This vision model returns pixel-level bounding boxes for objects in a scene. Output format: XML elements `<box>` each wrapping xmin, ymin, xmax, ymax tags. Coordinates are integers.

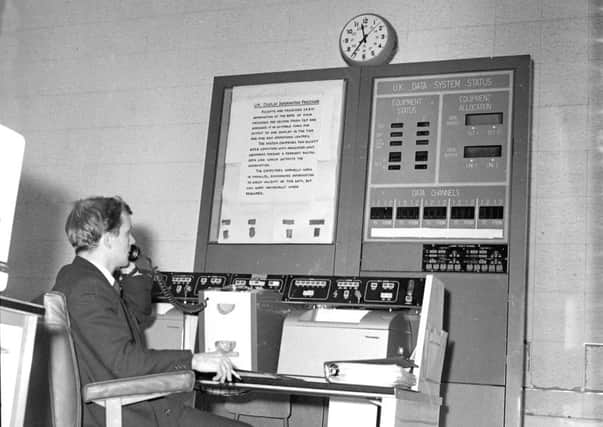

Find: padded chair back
<box><xmin>44</xmin><ymin>291</ymin><xmax>82</xmax><ymax>427</ymax></box>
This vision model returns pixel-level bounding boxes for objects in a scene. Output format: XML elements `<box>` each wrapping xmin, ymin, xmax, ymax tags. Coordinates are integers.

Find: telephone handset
<box><xmin>127</xmin><ymin>244</ymin><xmax>207</xmax><ymax>314</ymax></box>
<box><xmin>128</xmin><ymin>244</ymin><xmax>141</xmax><ymax>262</ymax></box>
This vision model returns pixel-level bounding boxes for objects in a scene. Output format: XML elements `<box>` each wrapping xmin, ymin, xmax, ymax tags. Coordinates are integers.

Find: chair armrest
<box><xmin>83</xmin><ymin>370</ymin><xmax>195</xmax><ymax>403</ymax></box>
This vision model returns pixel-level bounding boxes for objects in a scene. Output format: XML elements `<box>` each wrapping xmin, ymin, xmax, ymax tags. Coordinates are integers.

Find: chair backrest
<box><xmin>44</xmin><ymin>291</ymin><xmax>82</xmax><ymax>427</ymax></box>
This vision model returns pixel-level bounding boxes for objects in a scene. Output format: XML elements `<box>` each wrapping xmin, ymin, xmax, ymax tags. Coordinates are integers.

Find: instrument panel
<box><xmin>283</xmin><ymin>276</ymin><xmax>423</xmax><ymax>308</ymax></box>
<box><xmin>365</xmin><ymin>71</ymin><xmax>512</xmax><ymax>243</ymax></box>
<box><xmin>152</xmin><ymin>272</ymin><xmax>424</xmax><ymax>309</ymax></box>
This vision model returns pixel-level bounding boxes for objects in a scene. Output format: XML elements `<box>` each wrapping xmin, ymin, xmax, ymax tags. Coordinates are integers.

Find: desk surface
<box><xmin>0</xmin><ymin>296</ymin><xmax>44</xmax><ymax>315</ymax></box>
<box><xmin>195</xmin><ymin>371</ymin><xmax>426</xmax><ymax>401</ymax></box>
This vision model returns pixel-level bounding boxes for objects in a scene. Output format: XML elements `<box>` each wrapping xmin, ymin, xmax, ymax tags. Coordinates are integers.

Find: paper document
<box><xmin>217</xmin><ymin>80</ymin><xmax>345</xmax><ymax>244</ymax></box>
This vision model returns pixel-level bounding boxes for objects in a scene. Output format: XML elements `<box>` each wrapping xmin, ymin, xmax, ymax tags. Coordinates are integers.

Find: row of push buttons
<box><xmin>467</xmin><ymin>264</ymin><xmax>504</xmax><ymax>272</ymax></box>
<box><xmin>425</xmin><ymin>263</ymin><xmax>462</xmax><ymax>272</ymax></box>
<box><xmin>425</xmin><ymin>262</ymin><xmax>505</xmax><ymax>272</ymax></box>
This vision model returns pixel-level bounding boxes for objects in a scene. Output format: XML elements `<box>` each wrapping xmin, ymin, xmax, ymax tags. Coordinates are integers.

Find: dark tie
<box><xmin>113</xmin><ymin>280</ymin><xmax>122</xmax><ymax>297</ymax></box>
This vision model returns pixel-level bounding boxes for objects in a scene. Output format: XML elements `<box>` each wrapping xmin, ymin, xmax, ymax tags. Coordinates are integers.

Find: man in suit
<box><xmin>53</xmin><ymin>196</ymin><xmax>249</xmax><ymax>427</ymax></box>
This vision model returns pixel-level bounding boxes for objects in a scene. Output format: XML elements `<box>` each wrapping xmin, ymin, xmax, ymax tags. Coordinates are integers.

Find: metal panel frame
<box><xmin>194</xmin><ymin>67</ymin><xmax>362</xmax><ymax>275</ymax></box>
<box><xmin>194</xmin><ymin>55</ymin><xmax>532</xmax><ymax>427</ymax></box>
<box><xmin>356</xmin><ymin>56</ymin><xmax>532</xmax><ymax>427</ymax></box>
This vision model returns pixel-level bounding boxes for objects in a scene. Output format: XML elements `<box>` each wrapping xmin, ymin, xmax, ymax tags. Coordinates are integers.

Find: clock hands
<box><xmin>351</xmin><ymin>24</ymin><xmax>367</xmax><ymax>57</ymax></box>
<box><xmin>362</xmin><ymin>22</ymin><xmax>384</xmax><ymax>49</ymax></box>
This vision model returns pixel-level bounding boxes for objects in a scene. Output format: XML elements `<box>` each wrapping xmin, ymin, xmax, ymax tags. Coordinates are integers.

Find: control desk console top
<box><xmin>151</xmin><ymin>271</ymin><xmax>425</xmax><ymax>310</ymax></box>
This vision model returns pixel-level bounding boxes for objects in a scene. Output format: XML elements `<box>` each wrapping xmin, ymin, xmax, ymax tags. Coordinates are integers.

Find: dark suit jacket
<box><xmin>53</xmin><ymin>256</ymin><xmax>193</xmax><ymax>427</ymax></box>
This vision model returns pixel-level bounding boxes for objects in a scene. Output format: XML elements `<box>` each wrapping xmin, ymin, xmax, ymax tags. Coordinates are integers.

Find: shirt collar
<box><xmin>86</xmin><ymin>258</ymin><xmax>117</xmax><ymax>287</ymax></box>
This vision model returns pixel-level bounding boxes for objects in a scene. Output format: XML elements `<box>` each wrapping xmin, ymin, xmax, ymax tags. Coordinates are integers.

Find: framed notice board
<box><xmin>195</xmin><ymin>67</ymin><xmax>362</xmax><ymax>275</ymax></box>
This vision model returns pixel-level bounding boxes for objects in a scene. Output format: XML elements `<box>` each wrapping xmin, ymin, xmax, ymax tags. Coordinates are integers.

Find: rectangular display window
<box><xmin>465</xmin><ymin>112</ymin><xmax>503</xmax><ymax>126</ymax></box>
<box><xmin>463</xmin><ymin>145</ymin><xmax>502</xmax><ymax>158</ymax></box>
<box><xmin>210</xmin><ymin>80</ymin><xmax>346</xmax><ymax>244</ymax></box>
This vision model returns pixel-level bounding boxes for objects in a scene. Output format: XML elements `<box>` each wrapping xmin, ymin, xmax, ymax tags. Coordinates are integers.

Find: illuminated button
<box><xmin>415</xmin><ymin>151</ymin><xmax>428</xmax><ymax>162</ymax></box>
<box><xmin>423</xmin><ymin>206</ymin><xmax>447</xmax><ymax>220</ymax></box>
<box><xmin>370</xmin><ymin>207</ymin><xmax>393</xmax><ymax>220</ymax></box>
<box><xmin>389</xmin><ymin>152</ymin><xmax>402</xmax><ymax>162</ymax></box>
<box><xmin>451</xmin><ymin>206</ymin><xmax>475</xmax><ymax>220</ymax></box>
<box><xmin>479</xmin><ymin>206</ymin><xmax>504</xmax><ymax>220</ymax></box>
<box><xmin>396</xmin><ymin>206</ymin><xmax>420</xmax><ymax>220</ymax></box>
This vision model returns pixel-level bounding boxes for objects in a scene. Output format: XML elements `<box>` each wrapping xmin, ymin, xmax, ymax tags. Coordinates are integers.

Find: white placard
<box><xmin>1</xmin><ymin>323</ymin><xmax>23</xmax><ymax>426</ymax></box>
<box><xmin>218</xmin><ymin>80</ymin><xmax>345</xmax><ymax>244</ymax></box>
<box><xmin>0</xmin><ymin>125</ymin><xmax>25</xmax><ymax>292</ymax></box>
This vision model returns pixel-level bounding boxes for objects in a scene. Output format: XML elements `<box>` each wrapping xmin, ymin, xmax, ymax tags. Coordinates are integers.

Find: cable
<box><xmin>144</xmin><ymin>256</ymin><xmax>207</xmax><ymax>315</ymax></box>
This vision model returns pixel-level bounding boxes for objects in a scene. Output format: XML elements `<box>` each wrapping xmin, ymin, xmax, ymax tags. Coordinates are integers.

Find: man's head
<box><xmin>65</xmin><ymin>196</ymin><xmax>135</xmax><ymax>270</ymax></box>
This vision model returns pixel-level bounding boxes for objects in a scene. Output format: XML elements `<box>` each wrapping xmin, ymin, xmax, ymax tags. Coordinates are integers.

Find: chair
<box><xmin>44</xmin><ymin>291</ymin><xmax>195</xmax><ymax>427</ymax></box>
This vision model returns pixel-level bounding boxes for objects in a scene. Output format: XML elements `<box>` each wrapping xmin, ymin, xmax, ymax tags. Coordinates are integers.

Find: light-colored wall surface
<box><xmin>1</xmin><ymin>0</ymin><xmax>602</xmax><ymax>424</ymax></box>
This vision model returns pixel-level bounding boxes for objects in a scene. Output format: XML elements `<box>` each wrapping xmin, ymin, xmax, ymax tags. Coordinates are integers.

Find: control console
<box><xmin>152</xmin><ymin>272</ymin><xmax>424</xmax><ymax>309</ymax></box>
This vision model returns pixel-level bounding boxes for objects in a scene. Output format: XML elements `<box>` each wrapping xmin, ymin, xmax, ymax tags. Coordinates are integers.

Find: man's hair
<box><xmin>65</xmin><ymin>196</ymin><xmax>132</xmax><ymax>253</ymax></box>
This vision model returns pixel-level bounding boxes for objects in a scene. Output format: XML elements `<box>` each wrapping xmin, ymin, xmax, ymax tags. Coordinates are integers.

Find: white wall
<box><xmin>1</xmin><ymin>0</ymin><xmax>602</xmax><ymax>424</ymax></box>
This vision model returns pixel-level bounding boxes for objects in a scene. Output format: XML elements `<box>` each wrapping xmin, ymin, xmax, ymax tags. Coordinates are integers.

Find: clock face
<box><xmin>339</xmin><ymin>14</ymin><xmax>397</xmax><ymax>66</ymax></box>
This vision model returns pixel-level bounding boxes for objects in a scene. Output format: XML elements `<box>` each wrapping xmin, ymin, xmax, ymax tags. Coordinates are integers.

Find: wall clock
<box><xmin>339</xmin><ymin>13</ymin><xmax>398</xmax><ymax>66</ymax></box>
